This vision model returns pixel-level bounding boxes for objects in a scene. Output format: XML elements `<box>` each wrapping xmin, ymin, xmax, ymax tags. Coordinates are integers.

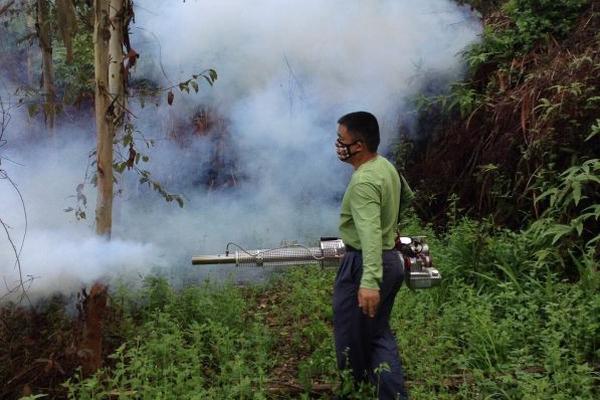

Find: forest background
<box><xmin>0</xmin><ymin>0</ymin><xmax>598</xmax><ymax>399</ymax></box>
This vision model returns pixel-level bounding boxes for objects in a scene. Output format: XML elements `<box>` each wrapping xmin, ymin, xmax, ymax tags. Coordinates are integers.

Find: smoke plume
<box><xmin>0</xmin><ymin>0</ymin><xmax>481</xmax><ymax>298</ymax></box>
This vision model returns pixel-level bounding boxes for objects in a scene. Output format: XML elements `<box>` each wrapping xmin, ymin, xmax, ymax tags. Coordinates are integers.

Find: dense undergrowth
<box><xmin>8</xmin><ymin>212</ymin><xmax>591</xmax><ymax>400</ymax></box>
<box><xmin>43</xmin><ymin>155</ymin><xmax>599</xmax><ymax>398</ymax></box>
<box><xmin>403</xmin><ymin>0</ymin><xmax>600</xmax><ymax>230</ymax></box>
<box><xmin>3</xmin><ymin>156</ymin><xmax>598</xmax><ymax>398</ymax></box>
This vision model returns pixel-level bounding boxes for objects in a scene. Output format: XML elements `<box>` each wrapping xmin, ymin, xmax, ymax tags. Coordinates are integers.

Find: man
<box><xmin>333</xmin><ymin>111</ymin><xmax>412</xmax><ymax>400</ymax></box>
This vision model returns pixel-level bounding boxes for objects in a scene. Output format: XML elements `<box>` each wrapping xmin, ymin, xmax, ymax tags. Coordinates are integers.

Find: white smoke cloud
<box><xmin>0</xmin><ymin>0</ymin><xmax>480</xmax><ymax>299</ymax></box>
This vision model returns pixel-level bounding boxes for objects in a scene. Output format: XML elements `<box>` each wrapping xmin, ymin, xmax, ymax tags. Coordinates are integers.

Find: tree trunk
<box><xmin>109</xmin><ymin>0</ymin><xmax>125</xmax><ymax>125</ymax></box>
<box><xmin>26</xmin><ymin>6</ymin><xmax>36</xmax><ymax>86</ymax></box>
<box><xmin>94</xmin><ymin>0</ymin><xmax>112</xmax><ymax>238</ymax></box>
<box><xmin>94</xmin><ymin>0</ymin><xmax>127</xmax><ymax>238</ymax></box>
<box><xmin>56</xmin><ymin>0</ymin><xmax>78</xmax><ymax>64</ymax></box>
<box><xmin>78</xmin><ymin>283</ymin><xmax>108</xmax><ymax>376</ymax></box>
<box><xmin>36</xmin><ymin>0</ymin><xmax>55</xmax><ymax>131</ymax></box>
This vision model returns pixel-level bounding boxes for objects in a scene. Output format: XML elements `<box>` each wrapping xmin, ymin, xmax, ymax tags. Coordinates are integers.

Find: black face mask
<box><xmin>335</xmin><ymin>138</ymin><xmax>361</xmax><ymax>161</ymax></box>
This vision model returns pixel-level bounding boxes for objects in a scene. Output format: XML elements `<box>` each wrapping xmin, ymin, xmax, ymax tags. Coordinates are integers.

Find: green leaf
<box><xmin>583</xmin><ymin>204</ymin><xmax>600</xmax><ymax>219</ymax></box>
<box><xmin>19</xmin><ymin>394</ymin><xmax>48</xmax><ymax>399</ymax></box>
<box><xmin>478</xmin><ymin>164</ymin><xmax>499</xmax><ymax>174</ymax></box>
<box><xmin>575</xmin><ymin>222</ymin><xmax>584</xmax><ymax>236</ymax></box>
<box><xmin>114</xmin><ymin>162</ymin><xmax>126</xmax><ymax>173</ymax></box>
<box><xmin>190</xmin><ymin>80</ymin><xmax>199</xmax><ymax>93</ymax></box>
<box><xmin>203</xmin><ymin>75</ymin><xmax>214</xmax><ymax>86</ymax></box>
<box><xmin>586</xmin><ymin>119</ymin><xmax>600</xmax><ymax>141</ymax></box>
<box><xmin>572</xmin><ymin>219</ymin><xmax>584</xmax><ymax>236</ymax></box>
<box><xmin>549</xmin><ymin>224</ymin><xmax>572</xmax><ymax>245</ymax></box>
<box><xmin>572</xmin><ymin>182</ymin><xmax>582</xmax><ymax>206</ymax></box>
<box><xmin>587</xmin><ymin>235</ymin><xmax>600</xmax><ymax>246</ymax></box>
<box><xmin>535</xmin><ymin>187</ymin><xmax>557</xmax><ymax>204</ymax></box>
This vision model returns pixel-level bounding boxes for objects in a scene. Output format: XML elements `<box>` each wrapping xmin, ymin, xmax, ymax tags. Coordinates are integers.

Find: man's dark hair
<box><xmin>337</xmin><ymin>111</ymin><xmax>380</xmax><ymax>152</ymax></box>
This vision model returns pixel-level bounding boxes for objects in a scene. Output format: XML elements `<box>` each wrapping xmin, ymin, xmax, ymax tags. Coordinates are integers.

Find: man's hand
<box><xmin>357</xmin><ymin>287</ymin><xmax>380</xmax><ymax>318</ymax></box>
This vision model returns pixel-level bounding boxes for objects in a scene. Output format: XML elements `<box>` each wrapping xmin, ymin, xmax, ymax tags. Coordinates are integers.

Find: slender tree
<box><xmin>36</xmin><ymin>0</ymin><xmax>56</xmax><ymax>130</ymax></box>
<box><xmin>108</xmin><ymin>0</ymin><xmax>125</xmax><ymax>123</ymax></box>
<box><xmin>26</xmin><ymin>18</ymin><xmax>35</xmax><ymax>85</ymax></box>
<box><xmin>93</xmin><ymin>0</ymin><xmax>112</xmax><ymax>237</ymax></box>
<box><xmin>94</xmin><ymin>0</ymin><xmax>127</xmax><ymax>238</ymax></box>
<box><xmin>56</xmin><ymin>0</ymin><xmax>77</xmax><ymax>64</ymax></box>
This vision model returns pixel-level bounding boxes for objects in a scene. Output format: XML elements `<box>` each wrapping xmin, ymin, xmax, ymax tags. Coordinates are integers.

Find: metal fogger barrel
<box><xmin>191</xmin><ymin>236</ymin><xmax>441</xmax><ymax>289</ymax></box>
<box><xmin>191</xmin><ymin>237</ymin><xmax>346</xmax><ymax>268</ymax></box>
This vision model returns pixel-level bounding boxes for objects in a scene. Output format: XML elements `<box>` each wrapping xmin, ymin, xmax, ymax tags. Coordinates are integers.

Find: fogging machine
<box><xmin>191</xmin><ymin>236</ymin><xmax>441</xmax><ymax>289</ymax></box>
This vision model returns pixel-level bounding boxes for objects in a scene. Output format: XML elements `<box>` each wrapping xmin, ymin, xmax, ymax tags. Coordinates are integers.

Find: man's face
<box><xmin>336</xmin><ymin>124</ymin><xmax>363</xmax><ymax>162</ymax></box>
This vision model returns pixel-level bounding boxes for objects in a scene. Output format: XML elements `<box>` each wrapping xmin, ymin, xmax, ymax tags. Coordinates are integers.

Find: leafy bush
<box><xmin>467</xmin><ymin>0</ymin><xmax>590</xmax><ymax>70</ymax></box>
<box><xmin>53</xmin><ymin>32</ymin><xmax>95</xmax><ymax>106</ymax></box>
<box><xmin>64</xmin><ymin>278</ymin><xmax>272</xmax><ymax>399</ymax></box>
<box><xmin>393</xmin><ymin>215</ymin><xmax>599</xmax><ymax>399</ymax></box>
<box><xmin>60</xmin><ymin>211</ymin><xmax>599</xmax><ymax>399</ymax></box>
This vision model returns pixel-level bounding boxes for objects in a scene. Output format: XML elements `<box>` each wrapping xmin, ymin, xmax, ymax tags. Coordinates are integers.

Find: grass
<box><xmin>55</xmin><ymin>217</ymin><xmax>599</xmax><ymax>399</ymax></box>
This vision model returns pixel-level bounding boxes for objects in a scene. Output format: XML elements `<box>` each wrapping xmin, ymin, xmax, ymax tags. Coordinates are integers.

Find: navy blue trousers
<box><xmin>333</xmin><ymin>250</ymin><xmax>408</xmax><ymax>400</ymax></box>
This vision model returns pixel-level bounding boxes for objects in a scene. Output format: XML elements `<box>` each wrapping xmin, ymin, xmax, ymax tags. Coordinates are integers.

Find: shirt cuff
<box><xmin>359</xmin><ymin>278</ymin><xmax>380</xmax><ymax>290</ymax></box>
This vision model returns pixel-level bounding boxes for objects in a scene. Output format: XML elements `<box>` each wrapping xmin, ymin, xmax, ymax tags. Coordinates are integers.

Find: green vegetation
<box><xmin>3</xmin><ymin>1</ymin><xmax>598</xmax><ymax>399</ymax></box>
<box><xmin>53</xmin><ymin>31</ymin><xmax>95</xmax><ymax>107</ymax></box>
<box><xmin>467</xmin><ymin>0</ymin><xmax>589</xmax><ymax>69</ymax></box>
<box><xmin>61</xmin><ymin>280</ymin><xmax>273</xmax><ymax>399</ymax></box>
<box><xmin>53</xmin><ymin>209</ymin><xmax>597</xmax><ymax>399</ymax></box>
<box><xmin>405</xmin><ymin>0</ymin><xmax>600</xmax><ymax>231</ymax></box>
<box><xmin>58</xmin><ymin>152</ymin><xmax>599</xmax><ymax>398</ymax></box>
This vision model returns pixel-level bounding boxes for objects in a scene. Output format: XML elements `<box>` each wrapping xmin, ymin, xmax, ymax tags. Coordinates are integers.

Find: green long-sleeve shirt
<box><xmin>339</xmin><ymin>155</ymin><xmax>413</xmax><ymax>289</ymax></box>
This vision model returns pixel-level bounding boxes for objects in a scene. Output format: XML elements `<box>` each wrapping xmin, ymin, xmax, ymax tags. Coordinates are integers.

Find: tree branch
<box><xmin>0</xmin><ymin>91</ymin><xmax>31</xmax><ymax>306</ymax></box>
<box><xmin>0</xmin><ymin>1</ymin><xmax>16</xmax><ymax>18</ymax></box>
